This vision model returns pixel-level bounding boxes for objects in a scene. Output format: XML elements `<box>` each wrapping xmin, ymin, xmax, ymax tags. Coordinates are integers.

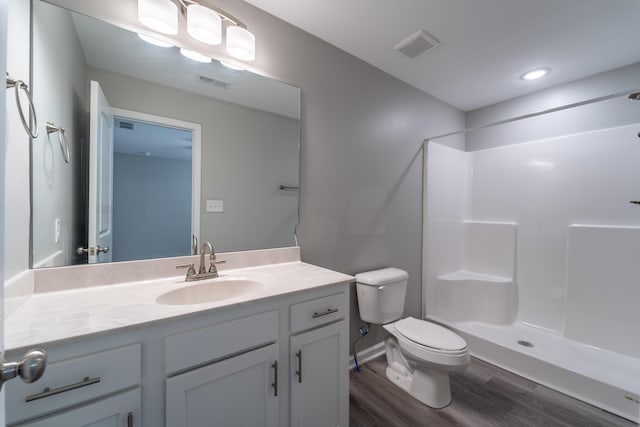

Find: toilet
<box><xmin>355</xmin><ymin>267</ymin><xmax>470</xmax><ymax>408</ymax></box>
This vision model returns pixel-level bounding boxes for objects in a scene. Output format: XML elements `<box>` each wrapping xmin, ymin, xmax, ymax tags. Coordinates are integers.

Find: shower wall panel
<box><xmin>470</xmin><ymin>123</ymin><xmax>640</xmax><ymax>333</ymax></box>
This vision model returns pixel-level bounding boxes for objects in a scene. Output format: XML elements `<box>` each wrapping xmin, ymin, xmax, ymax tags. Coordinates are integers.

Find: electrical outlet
<box><xmin>206</xmin><ymin>200</ymin><xmax>224</xmax><ymax>213</ymax></box>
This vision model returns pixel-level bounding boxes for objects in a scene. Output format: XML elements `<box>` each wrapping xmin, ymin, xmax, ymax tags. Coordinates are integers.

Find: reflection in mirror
<box><xmin>31</xmin><ymin>0</ymin><xmax>300</xmax><ymax>268</ymax></box>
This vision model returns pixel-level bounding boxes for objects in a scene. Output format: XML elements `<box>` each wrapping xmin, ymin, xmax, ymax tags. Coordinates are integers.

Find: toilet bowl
<box><xmin>355</xmin><ymin>268</ymin><xmax>470</xmax><ymax>408</ymax></box>
<box><xmin>383</xmin><ymin>316</ymin><xmax>469</xmax><ymax>408</ymax></box>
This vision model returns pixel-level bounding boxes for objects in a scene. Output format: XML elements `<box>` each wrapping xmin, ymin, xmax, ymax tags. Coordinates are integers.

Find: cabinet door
<box><xmin>166</xmin><ymin>343</ymin><xmax>279</xmax><ymax>427</ymax></box>
<box><xmin>290</xmin><ymin>321</ymin><xmax>348</xmax><ymax>427</ymax></box>
<box><xmin>15</xmin><ymin>388</ymin><xmax>141</xmax><ymax>427</ymax></box>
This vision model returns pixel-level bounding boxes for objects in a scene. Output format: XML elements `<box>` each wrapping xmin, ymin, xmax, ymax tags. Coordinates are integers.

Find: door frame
<box><xmin>110</xmin><ymin>108</ymin><xmax>202</xmax><ymax>254</ymax></box>
<box><xmin>0</xmin><ymin>0</ymin><xmax>8</xmax><ymax>421</ymax></box>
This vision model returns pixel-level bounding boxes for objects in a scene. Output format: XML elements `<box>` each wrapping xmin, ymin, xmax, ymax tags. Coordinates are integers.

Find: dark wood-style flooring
<box><xmin>350</xmin><ymin>356</ymin><xmax>637</xmax><ymax>427</ymax></box>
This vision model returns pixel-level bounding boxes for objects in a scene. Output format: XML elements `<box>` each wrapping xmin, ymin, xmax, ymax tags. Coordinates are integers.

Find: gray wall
<box><xmin>112</xmin><ymin>154</ymin><xmax>191</xmax><ymax>261</ymax></box>
<box><xmin>31</xmin><ymin>1</ymin><xmax>86</xmax><ymax>267</ymax></box>
<box><xmin>87</xmin><ymin>67</ymin><xmax>300</xmax><ymax>253</ymax></box>
<box><xmin>224</xmin><ymin>0</ymin><xmax>466</xmax><ymax>347</ymax></box>
<box><xmin>4</xmin><ymin>0</ymin><xmax>31</xmax><ymax>280</ymax></box>
<box><xmin>33</xmin><ymin>0</ymin><xmax>466</xmax><ymax>349</ymax></box>
<box><xmin>466</xmin><ymin>62</ymin><xmax>640</xmax><ymax>151</ymax></box>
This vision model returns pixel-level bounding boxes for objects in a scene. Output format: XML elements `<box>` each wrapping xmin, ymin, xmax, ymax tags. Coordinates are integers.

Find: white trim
<box><xmin>110</xmin><ymin>107</ymin><xmax>201</xmax><ymax>255</ymax></box>
<box><xmin>349</xmin><ymin>341</ymin><xmax>386</xmax><ymax>370</ymax></box>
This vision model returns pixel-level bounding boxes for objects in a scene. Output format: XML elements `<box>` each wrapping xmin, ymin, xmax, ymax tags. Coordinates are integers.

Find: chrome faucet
<box><xmin>199</xmin><ymin>241</ymin><xmax>216</xmax><ymax>276</ymax></box>
<box><xmin>176</xmin><ymin>241</ymin><xmax>225</xmax><ymax>281</ymax></box>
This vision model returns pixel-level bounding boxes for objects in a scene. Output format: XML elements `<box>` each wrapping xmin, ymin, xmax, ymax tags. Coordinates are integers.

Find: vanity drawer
<box><xmin>290</xmin><ymin>292</ymin><xmax>346</xmax><ymax>334</ymax></box>
<box><xmin>165</xmin><ymin>310</ymin><xmax>279</xmax><ymax>375</ymax></box>
<box><xmin>6</xmin><ymin>343</ymin><xmax>141</xmax><ymax>425</ymax></box>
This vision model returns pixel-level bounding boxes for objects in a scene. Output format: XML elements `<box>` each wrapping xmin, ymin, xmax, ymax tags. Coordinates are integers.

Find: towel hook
<box><xmin>45</xmin><ymin>122</ymin><xmax>70</xmax><ymax>164</ymax></box>
<box><xmin>6</xmin><ymin>73</ymin><xmax>38</xmax><ymax>138</ymax></box>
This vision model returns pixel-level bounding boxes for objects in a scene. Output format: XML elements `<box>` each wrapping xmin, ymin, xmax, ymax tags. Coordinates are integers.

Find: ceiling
<box><xmin>114</xmin><ymin>118</ymin><xmax>193</xmax><ymax>161</ymax></box>
<box><xmin>244</xmin><ymin>0</ymin><xmax>640</xmax><ymax>111</ymax></box>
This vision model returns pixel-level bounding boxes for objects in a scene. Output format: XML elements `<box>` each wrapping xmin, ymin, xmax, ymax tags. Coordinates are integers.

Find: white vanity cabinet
<box><xmin>166</xmin><ymin>344</ymin><xmax>280</xmax><ymax>426</ymax></box>
<box><xmin>7</xmin><ymin>275</ymin><xmax>351</xmax><ymax>427</ymax></box>
<box><xmin>6</xmin><ymin>343</ymin><xmax>142</xmax><ymax>426</ymax></box>
<box><xmin>163</xmin><ymin>310</ymin><xmax>281</xmax><ymax>427</ymax></box>
<box><xmin>290</xmin><ymin>293</ymin><xmax>349</xmax><ymax>427</ymax></box>
<box><xmin>15</xmin><ymin>388</ymin><xmax>141</xmax><ymax>427</ymax></box>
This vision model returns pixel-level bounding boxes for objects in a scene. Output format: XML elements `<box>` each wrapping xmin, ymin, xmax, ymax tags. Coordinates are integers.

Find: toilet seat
<box><xmin>394</xmin><ymin>317</ymin><xmax>467</xmax><ymax>354</ymax></box>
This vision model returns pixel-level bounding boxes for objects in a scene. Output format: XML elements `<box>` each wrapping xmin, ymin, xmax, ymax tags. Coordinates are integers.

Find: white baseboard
<box><xmin>349</xmin><ymin>341</ymin><xmax>385</xmax><ymax>370</ymax></box>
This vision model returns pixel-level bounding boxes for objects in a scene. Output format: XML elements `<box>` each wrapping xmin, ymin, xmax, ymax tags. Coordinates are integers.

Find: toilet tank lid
<box><xmin>355</xmin><ymin>268</ymin><xmax>408</xmax><ymax>286</ymax></box>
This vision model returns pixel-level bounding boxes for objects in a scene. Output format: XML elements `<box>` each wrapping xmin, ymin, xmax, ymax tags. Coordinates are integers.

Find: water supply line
<box><xmin>352</xmin><ymin>324</ymin><xmax>369</xmax><ymax>373</ymax></box>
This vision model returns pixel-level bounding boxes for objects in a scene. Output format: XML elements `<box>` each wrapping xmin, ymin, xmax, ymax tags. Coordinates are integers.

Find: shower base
<box><xmin>428</xmin><ymin>316</ymin><xmax>640</xmax><ymax>423</ymax></box>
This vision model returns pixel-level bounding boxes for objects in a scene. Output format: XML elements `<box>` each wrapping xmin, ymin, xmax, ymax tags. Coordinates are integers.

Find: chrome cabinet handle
<box><xmin>296</xmin><ymin>350</ymin><xmax>302</xmax><ymax>383</ymax></box>
<box><xmin>0</xmin><ymin>349</ymin><xmax>46</xmax><ymax>391</ymax></box>
<box><xmin>127</xmin><ymin>411</ymin><xmax>133</xmax><ymax>427</ymax></box>
<box><xmin>25</xmin><ymin>376</ymin><xmax>100</xmax><ymax>402</ymax></box>
<box><xmin>312</xmin><ymin>308</ymin><xmax>338</xmax><ymax>319</ymax></box>
<box><xmin>271</xmin><ymin>361</ymin><xmax>278</xmax><ymax>397</ymax></box>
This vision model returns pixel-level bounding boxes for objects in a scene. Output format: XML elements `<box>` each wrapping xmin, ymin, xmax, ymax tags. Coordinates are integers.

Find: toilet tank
<box><xmin>355</xmin><ymin>268</ymin><xmax>409</xmax><ymax>324</ymax></box>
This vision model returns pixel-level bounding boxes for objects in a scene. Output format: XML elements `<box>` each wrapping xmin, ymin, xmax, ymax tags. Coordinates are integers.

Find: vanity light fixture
<box><xmin>180</xmin><ymin>48</ymin><xmax>212</xmax><ymax>63</ymax></box>
<box><xmin>186</xmin><ymin>3</ymin><xmax>222</xmax><ymax>45</ymax></box>
<box><xmin>521</xmin><ymin>68</ymin><xmax>549</xmax><ymax>81</ymax></box>
<box><xmin>226</xmin><ymin>26</ymin><xmax>255</xmax><ymax>61</ymax></box>
<box><xmin>138</xmin><ymin>0</ymin><xmax>256</xmax><ymax>61</ymax></box>
<box><xmin>138</xmin><ymin>0</ymin><xmax>178</xmax><ymax>35</ymax></box>
<box><xmin>138</xmin><ymin>33</ymin><xmax>173</xmax><ymax>47</ymax></box>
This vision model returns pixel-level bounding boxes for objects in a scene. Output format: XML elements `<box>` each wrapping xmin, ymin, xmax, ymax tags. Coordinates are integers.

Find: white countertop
<box><xmin>5</xmin><ymin>261</ymin><xmax>353</xmax><ymax>351</ymax></box>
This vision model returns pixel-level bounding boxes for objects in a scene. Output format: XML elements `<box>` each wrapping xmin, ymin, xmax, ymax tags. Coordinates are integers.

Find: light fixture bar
<box><xmin>178</xmin><ymin>0</ymin><xmax>246</xmax><ymax>28</ymax></box>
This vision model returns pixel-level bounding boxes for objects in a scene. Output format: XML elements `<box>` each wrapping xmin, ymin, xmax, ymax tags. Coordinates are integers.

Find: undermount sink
<box><xmin>156</xmin><ymin>278</ymin><xmax>264</xmax><ymax>305</ymax></box>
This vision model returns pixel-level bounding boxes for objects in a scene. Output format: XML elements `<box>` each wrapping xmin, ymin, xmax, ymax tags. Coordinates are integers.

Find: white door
<box><xmin>88</xmin><ymin>81</ymin><xmax>114</xmax><ymax>263</ymax></box>
<box><xmin>0</xmin><ymin>0</ymin><xmax>8</xmax><ymax>421</ymax></box>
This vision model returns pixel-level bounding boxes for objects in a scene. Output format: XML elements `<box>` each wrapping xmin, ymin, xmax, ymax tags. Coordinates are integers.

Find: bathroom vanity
<box><xmin>5</xmin><ymin>248</ymin><xmax>351</xmax><ymax>426</ymax></box>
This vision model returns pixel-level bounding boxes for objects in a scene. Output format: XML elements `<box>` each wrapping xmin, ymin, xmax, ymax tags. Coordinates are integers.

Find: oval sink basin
<box><xmin>156</xmin><ymin>278</ymin><xmax>263</xmax><ymax>305</ymax></box>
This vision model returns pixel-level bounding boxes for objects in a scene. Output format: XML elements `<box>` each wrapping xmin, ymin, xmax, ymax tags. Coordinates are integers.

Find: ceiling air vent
<box><xmin>118</xmin><ymin>120</ymin><xmax>134</xmax><ymax>130</ymax></box>
<box><xmin>394</xmin><ymin>30</ymin><xmax>440</xmax><ymax>58</ymax></box>
<box><xmin>197</xmin><ymin>74</ymin><xmax>232</xmax><ymax>90</ymax></box>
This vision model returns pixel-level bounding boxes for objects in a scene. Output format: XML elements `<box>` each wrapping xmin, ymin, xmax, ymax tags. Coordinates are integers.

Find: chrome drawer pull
<box><xmin>25</xmin><ymin>376</ymin><xmax>101</xmax><ymax>402</ymax></box>
<box><xmin>271</xmin><ymin>361</ymin><xmax>278</xmax><ymax>397</ymax></box>
<box><xmin>296</xmin><ymin>350</ymin><xmax>302</xmax><ymax>383</ymax></box>
<box><xmin>312</xmin><ymin>308</ymin><xmax>338</xmax><ymax>319</ymax></box>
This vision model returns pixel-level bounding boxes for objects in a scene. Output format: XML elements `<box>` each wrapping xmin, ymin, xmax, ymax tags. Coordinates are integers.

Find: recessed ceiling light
<box><xmin>137</xmin><ymin>33</ymin><xmax>173</xmax><ymax>48</ymax></box>
<box><xmin>180</xmin><ymin>48</ymin><xmax>212</xmax><ymax>63</ymax></box>
<box><xmin>521</xmin><ymin>68</ymin><xmax>550</xmax><ymax>81</ymax></box>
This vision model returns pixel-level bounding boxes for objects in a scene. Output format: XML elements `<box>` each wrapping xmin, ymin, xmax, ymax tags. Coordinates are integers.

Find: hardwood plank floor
<box><xmin>349</xmin><ymin>356</ymin><xmax>637</xmax><ymax>427</ymax></box>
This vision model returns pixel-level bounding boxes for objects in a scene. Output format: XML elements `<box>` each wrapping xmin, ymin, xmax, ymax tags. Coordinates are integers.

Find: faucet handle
<box><xmin>208</xmin><ymin>259</ymin><xmax>226</xmax><ymax>272</ymax></box>
<box><xmin>176</xmin><ymin>263</ymin><xmax>197</xmax><ymax>278</ymax></box>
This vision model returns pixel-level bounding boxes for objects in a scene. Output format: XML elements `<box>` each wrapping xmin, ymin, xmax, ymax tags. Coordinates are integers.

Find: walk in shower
<box><xmin>423</xmin><ymin>81</ymin><xmax>640</xmax><ymax>423</ymax></box>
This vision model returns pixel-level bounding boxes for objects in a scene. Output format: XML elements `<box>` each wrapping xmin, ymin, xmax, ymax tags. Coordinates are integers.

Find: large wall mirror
<box><xmin>31</xmin><ymin>0</ymin><xmax>300</xmax><ymax>268</ymax></box>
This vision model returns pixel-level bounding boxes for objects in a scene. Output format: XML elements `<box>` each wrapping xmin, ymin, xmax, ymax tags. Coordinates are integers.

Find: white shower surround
<box><xmin>423</xmin><ymin>124</ymin><xmax>640</xmax><ymax>422</ymax></box>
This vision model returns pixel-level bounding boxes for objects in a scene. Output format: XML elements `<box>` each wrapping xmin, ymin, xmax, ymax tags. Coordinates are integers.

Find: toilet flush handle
<box><xmin>377</xmin><ymin>286</ymin><xmax>385</xmax><ymax>290</ymax></box>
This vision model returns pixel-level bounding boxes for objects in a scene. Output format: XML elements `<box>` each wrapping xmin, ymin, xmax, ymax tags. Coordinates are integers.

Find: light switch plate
<box><xmin>206</xmin><ymin>200</ymin><xmax>224</xmax><ymax>213</ymax></box>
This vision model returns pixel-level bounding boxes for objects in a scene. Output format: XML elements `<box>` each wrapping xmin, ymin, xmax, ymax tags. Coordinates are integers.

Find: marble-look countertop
<box><xmin>5</xmin><ymin>261</ymin><xmax>354</xmax><ymax>351</ymax></box>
